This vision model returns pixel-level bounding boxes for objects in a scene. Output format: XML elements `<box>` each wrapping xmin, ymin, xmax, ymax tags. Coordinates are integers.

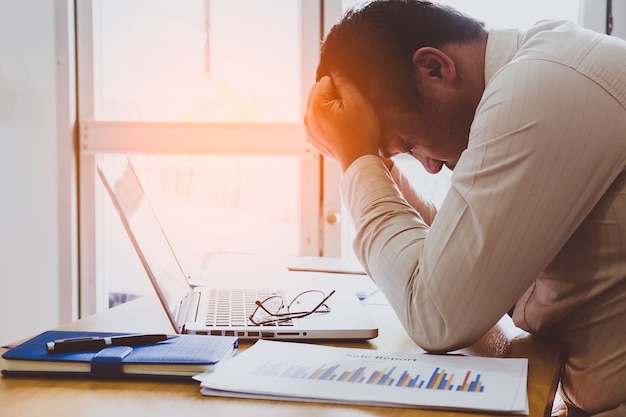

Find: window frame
<box><xmin>76</xmin><ymin>0</ymin><xmax>346</xmax><ymax>315</ymax></box>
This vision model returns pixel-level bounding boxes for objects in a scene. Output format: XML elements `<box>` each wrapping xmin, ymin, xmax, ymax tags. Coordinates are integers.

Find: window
<box><xmin>92</xmin><ymin>0</ymin><xmax>303</xmax><ymax>123</ymax></box>
<box><xmin>77</xmin><ymin>0</ymin><xmax>325</xmax><ymax>313</ymax></box>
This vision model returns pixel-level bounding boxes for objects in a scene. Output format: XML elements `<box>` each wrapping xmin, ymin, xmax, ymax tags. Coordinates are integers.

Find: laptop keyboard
<box><xmin>205</xmin><ymin>289</ymin><xmax>294</xmax><ymax>327</ymax></box>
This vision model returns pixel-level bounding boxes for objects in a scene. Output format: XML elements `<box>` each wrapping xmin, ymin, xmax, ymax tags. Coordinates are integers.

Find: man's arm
<box><xmin>343</xmin><ymin>59</ymin><xmax>625</xmax><ymax>352</ymax></box>
<box><xmin>388</xmin><ymin>163</ymin><xmax>438</xmax><ymax>226</ymax></box>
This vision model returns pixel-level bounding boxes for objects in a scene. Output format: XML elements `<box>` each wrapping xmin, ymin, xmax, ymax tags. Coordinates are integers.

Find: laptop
<box><xmin>97</xmin><ymin>156</ymin><xmax>378</xmax><ymax>341</ymax></box>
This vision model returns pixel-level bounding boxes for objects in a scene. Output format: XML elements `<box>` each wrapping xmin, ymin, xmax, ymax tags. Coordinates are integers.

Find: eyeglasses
<box><xmin>248</xmin><ymin>289</ymin><xmax>336</xmax><ymax>326</ymax></box>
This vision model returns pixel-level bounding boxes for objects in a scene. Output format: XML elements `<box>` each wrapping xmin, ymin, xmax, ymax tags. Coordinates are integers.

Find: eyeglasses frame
<box><xmin>248</xmin><ymin>289</ymin><xmax>336</xmax><ymax>326</ymax></box>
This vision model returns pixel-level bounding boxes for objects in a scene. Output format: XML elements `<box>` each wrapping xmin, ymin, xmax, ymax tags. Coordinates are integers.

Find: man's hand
<box><xmin>304</xmin><ymin>72</ymin><xmax>381</xmax><ymax>172</ymax></box>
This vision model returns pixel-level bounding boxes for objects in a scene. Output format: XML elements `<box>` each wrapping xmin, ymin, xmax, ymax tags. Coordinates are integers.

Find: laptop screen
<box><xmin>97</xmin><ymin>156</ymin><xmax>191</xmax><ymax>317</ymax></box>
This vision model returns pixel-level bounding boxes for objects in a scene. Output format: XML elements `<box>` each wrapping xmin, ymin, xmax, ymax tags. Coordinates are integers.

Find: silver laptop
<box><xmin>97</xmin><ymin>156</ymin><xmax>378</xmax><ymax>341</ymax></box>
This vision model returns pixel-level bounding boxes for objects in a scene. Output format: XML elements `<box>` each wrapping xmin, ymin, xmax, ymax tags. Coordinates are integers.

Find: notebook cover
<box><xmin>2</xmin><ymin>330</ymin><xmax>238</xmax><ymax>380</ymax></box>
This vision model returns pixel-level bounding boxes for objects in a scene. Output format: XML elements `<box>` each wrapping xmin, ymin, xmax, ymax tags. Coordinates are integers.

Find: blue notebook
<box><xmin>2</xmin><ymin>330</ymin><xmax>238</xmax><ymax>380</ymax></box>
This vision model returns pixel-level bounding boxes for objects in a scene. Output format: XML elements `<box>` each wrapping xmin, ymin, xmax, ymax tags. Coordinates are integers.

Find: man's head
<box><xmin>318</xmin><ymin>0</ymin><xmax>485</xmax><ymax>111</ymax></box>
<box><xmin>317</xmin><ymin>0</ymin><xmax>487</xmax><ymax>172</ymax></box>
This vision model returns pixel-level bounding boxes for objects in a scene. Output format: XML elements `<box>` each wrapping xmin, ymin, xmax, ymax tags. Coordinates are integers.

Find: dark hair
<box><xmin>317</xmin><ymin>0</ymin><xmax>485</xmax><ymax>111</ymax></box>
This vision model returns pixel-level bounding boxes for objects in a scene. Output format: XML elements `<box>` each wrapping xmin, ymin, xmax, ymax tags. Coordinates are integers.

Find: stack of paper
<box><xmin>196</xmin><ymin>340</ymin><xmax>528</xmax><ymax>414</ymax></box>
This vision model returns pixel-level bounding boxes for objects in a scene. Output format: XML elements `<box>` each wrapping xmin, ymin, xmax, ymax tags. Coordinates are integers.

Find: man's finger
<box><xmin>305</xmin><ymin>80</ymin><xmax>319</xmax><ymax>109</ymax></box>
<box><xmin>329</xmin><ymin>71</ymin><xmax>364</xmax><ymax>103</ymax></box>
<box><xmin>315</xmin><ymin>75</ymin><xmax>339</xmax><ymax>102</ymax></box>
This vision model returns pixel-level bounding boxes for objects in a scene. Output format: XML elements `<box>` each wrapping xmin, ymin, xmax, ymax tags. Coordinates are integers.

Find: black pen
<box><xmin>46</xmin><ymin>334</ymin><xmax>172</xmax><ymax>354</ymax></box>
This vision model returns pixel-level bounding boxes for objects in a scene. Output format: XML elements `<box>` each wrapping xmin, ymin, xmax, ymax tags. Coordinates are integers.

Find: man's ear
<box><xmin>412</xmin><ymin>47</ymin><xmax>456</xmax><ymax>85</ymax></box>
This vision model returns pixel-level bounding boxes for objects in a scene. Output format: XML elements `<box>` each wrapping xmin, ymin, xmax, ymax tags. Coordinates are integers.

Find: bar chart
<box><xmin>252</xmin><ymin>361</ymin><xmax>486</xmax><ymax>393</ymax></box>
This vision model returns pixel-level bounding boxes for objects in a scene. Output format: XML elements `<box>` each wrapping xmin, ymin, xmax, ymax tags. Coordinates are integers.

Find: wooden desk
<box><xmin>0</xmin><ymin>295</ymin><xmax>562</xmax><ymax>417</ymax></box>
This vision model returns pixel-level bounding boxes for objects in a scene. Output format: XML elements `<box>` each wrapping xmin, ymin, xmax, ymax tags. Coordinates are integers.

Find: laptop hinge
<box><xmin>177</xmin><ymin>291</ymin><xmax>201</xmax><ymax>325</ymax></box>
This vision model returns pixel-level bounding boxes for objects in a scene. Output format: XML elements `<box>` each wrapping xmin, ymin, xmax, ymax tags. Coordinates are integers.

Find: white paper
<box><xmin>286</xmin><ymin>256</ymin><xmax>366</xmax><ymax>275</ymax></box>
<box><xmin>195</xmin><ymin>340</ymin><xmax>529</xmax><ymax>414</ymax></box>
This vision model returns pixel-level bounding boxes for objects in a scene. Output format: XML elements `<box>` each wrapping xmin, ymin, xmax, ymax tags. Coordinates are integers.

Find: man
<box><xmin>304</xmin><ymin>1</ymin><xmax>626</xmax><ymax>415</ymax></box>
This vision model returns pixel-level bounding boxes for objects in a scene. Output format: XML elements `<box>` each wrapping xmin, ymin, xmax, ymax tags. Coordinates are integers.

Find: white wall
<box><xmin>612</xmin><ymin>0</ymin><xmax>626</xmax><ymax>38</ymax></box>
<box><xmin>580</xmin><ymin>0</ymin><xmax>607</xmax><ymax>33</ymax></box>
<box><xmin>580</xmin><ymin>0</ymin><xmax>626</xmax><ymax>38</ymax></box>
<box><xmin>0</xmin><ymin>0</ymin><xmax>77</xmax><ymax>346</ymax></box>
